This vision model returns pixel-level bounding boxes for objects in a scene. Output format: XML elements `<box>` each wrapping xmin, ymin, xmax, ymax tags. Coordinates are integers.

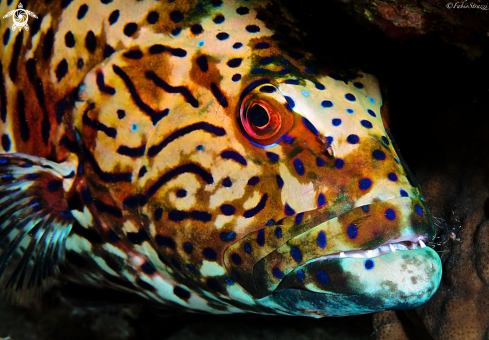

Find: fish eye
<box><xmin>239</xmin><ymin>84</ymin><xmax>293</xmax><ymax>147</ymax></box>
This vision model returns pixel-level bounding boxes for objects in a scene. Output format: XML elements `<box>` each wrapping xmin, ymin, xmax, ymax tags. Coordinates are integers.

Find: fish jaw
<box><xmin>259</xmin><ymin>247</ymin><xmax>442</xmax><ymax>317</ymax></box>
<box><xmin>224</xmin><ymin>196</ymin><xmax>441</xmax><ymax>312</ymax></box>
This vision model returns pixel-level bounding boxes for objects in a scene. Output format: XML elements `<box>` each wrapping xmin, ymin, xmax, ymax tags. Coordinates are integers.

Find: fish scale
<box><xmin>0</xmin><ymin>0</ymin><xmax>441</xmax><ymax>316</ymax></box>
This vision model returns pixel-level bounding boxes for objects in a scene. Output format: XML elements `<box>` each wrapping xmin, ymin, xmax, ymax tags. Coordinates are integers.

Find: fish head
<box><xmin>71</xmin><ymin>0</ymin><xmax>441</xmax><ymax>317</ymax></box>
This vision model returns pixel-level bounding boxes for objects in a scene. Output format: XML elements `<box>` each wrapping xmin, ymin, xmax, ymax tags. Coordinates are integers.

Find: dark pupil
<box><xmin>248</xmin><ymin>105</ymin><xmax>269</xmax><ymax>127</ymax></box>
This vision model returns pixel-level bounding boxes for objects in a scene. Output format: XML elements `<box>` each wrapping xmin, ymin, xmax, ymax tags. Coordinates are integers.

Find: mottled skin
<box><xmin>0</xmin><ymin>0</ymin><xmax>440</xmax><ymax>316</ymax></box>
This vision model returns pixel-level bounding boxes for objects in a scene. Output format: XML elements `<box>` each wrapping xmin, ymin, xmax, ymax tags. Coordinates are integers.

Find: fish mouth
<box><xmin>224</xmin><ymin>197</ymin><xmax>441</xmax><ymax>309</ymax></box>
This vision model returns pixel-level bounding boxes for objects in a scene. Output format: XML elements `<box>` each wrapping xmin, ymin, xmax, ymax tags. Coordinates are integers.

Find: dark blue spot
<box><xmin>321</xmin><ymin>100</ymin><xmax>333</xmax><ymax>108</ymax></box>
<box><xmin>297</xmin><ymin>269</ymin><xmax>305</xmax><ymax>281</ymax></box>
<box><xmin>317</xmin><ymin>231</ymin><xmax>326</xmax><ymax>249</ymax></box>
<box><xmin>256</xmin><ymin>229</ymin><xmax>265</xmax><ymax>246</ymax></box>
<box><xmin>213</xmin><ymin>14</ymin><xmax>225</xmax><ymax>23</ymax></box>
<box><xmin>155</xmin><ymin>235</ymin><xmax>176</xmax><ymax>248</ymax></box>
<box><xmin>293</xmin><ymin>158</ymin><xmax>305</xmax><ymax>176</ymax></box>
<box><xmin>243</xmin><ymin>193</ymin><xmax>268</xmax><ymax>218</ymax></box>
<box><xmin>359</xmin><ymin>178</ymin><xmax>372</xmax><ymax>190</ymax></box>
<box><xmin>275</xmin><ymin>227</ymin><xmax>282</xmax><ymax>238</ymax></box>
<box><xmin>288</xmin><ymin>51</ymin><xmax>304</xmax><ymax>59</ymax></box>
<box><xmin>226</xmin><ymin>278</ymin><xmax>234</xmax><ymax>285</ymax></box>
<box><xmin>362</xmin><ymin>205</ymin><xmax>369</xmax><ymax>213</ymax></box>
<box><xmin>332</xmin><ymin>118</ymin><xmax>342</xmax><ymax>126</ymax></box>
<box><xmin>316</xmin><ymin>157</ymin><xmax>326</xmax><ymax>167</ymax></box>
<box><xmin>171</xmin><ymin>27</ymin><xmax>181</xmax><ymax>36</ymax></box>
<box><xmin>345</xmin><ymin>93</ymin><xmax>356</xmax><ymax>101</ymax></box>
<box><xmin>173</xmin><ymin>286</ymin><xmax>191</xmax><ymax>300</ymax></box>
<box><xmin>295</xmin><ymin>212</ymin><xmax>304</xmax><ymax>225</ymax></box>
<box><xmin>141</xmin><ymin>262</ymin><xmax>156</xmax><ymax>275</ymax></box>
<box><xmin>47</xmin><ymin>180</ymin><xmax>62</xmax><ymax>192</ymax></box>
<box><xmin>222</xmin><ymin>177</ymin><xmax>232</xmax><ymax>187</ymax></box>
<box><xmin>353</xmin><ymin>82</ymin><xmax>364</xmax><ymax>89</ymax></box>
<box><xmin>176</xmin><ymin>189</ymin><xmax>187</xmax><ymax>198</ymax></box>
<box><xmin>169</xmin><ymin>10</ymin><xmax>183</xmax><ymax>23</ymax></box>
<box><xmin>232</xmin><ymin>74</ymin><xmax>242</xmax><ymax>82</ymax></box>
<box><xmin>302</xmin><ymin>117</ymin><xmax>318</xmax><ymax>136</ymax></box>
<box><xmin>367</xmin><ymin>109</ymin><xmax>377</xmax><ymax>117</ymax></box>
<box><xmin>191</xmin><ymin>24</ymin><xmax>203</xmax><ymax>34</ymax></box>
<box><xmin>276</xmin><ymin>175</ymin><xmax>284</xmax><ymax>189</ymax></box>
<box><xmin>196</xmin><ymin>145</ymin><xmax>204</xmax><ymax>151</ymax></box>
<box><xmin>191</xmin><ymin>210</ymin><xmax>212</xmax><ymax>222</ymax></box>
<box><xmin>252</xmin><ymin>68</ymin><xmax>270</xmax><ymax>74</ymax></box>
<box><xmin>247</xmin><ymin>176</ymin><xmax>260</xmax><ymax>186</ymax></box>
<box><xmin>285</xmin><ymin>79</ymin><xmax>300</xmax><ymax>85</ymax></box>
<box><xmin>221</xmin><ymin>231</ymin><xmax>236</xmax><ymax>241</ymax></box>
<box><xmin>315</xmin><ymin>83</ymin><xmax>325</xmax><ymax>90</ymax></box>
<box><xmin>388</xmin><ymin>173</ymin><xmax>398</xmax><ymax>182</ymax></box>
<box><xmin>216</xmin><ymin>32</ymin><xmax>229</xmax><ymax>40</ymax></box>
<box><xmin>361</xmin><ymin>120</ymin><xmax>373</xmax><ymax>129</ymax></box>
<box><xmin>221</xmin><ymin>150</ymin><xmax>247</xmax><ymax>165</ymax></box>
<box><xmin>317</xmin><ymin>271</ymin><xmax>329</xmax><ymax>284</ymax></box>
<box><xmin>305</xmin><ymin>67</ymin><xmax>316</xmax><ymax>74</ymax></box>
<box><xmin>317</xmin><ymin>193</ymin><xmax>326</xmax><ymax>208</ymax></box>
<box><xmin>227</xmin><ymin>58</ymin><xmax>242</xmax><ymax>68</ymax></box>
<box><xmin>244</xmin><ymin>242</ymin><xmax>251</xmax><ymax>253</ymax></box>
<box><xmin>415</xmin><ymin>204</ymin><xmax>424</xmax><ymax>216</ymax></box>
<box><xmin>154</xmin><ymin>208</ymin><xmax>163</xmax><ymax>221</ymax></box>
<box><xmin>347</xmin><ymin>134</ymin><xmax>359</xmax><ymax>144</ymax></box>
<box><xmin>373</xmin><ymin>150</ymin><xmax>386</xmax><ymax>160</ymax></box>
<box><xmin>347</xmin><ymin>108</ymin><xmax>354</xmax><ymax>114</ymax></box>
<box><xmin>385</xmin><ymin>209</ymin><xmax>396</xmax><ymax>220</ymax></box>
<box><xmin>255</xmin><ymin>42</ymin><xmax>270</xmax><ymax>49</ymax></box>
<box><xmin>347</xmin><ymin>224</ymin><xmax>358</xmax><ymax>239</ymax></box>
<box><xmin>278</xmin><ymin>68</ymin><xmax>290</xmax><ymax>75</ymax></box>
<box><xmin>335</xmin><ymin>159</ymin><xmax>344</xmax><ymax>169</ymax></box>
<box><xmin>233</xmin><ymin>42</ymin><xmax>243</xmax><ymax>49</ymax></box>
<box><xmin>246</xmin><ymin>25</ymin><xmax>260</xmax><ymax>33</ymax></box>
<box><xmin>1</xmin><ymin>135</ymin><xmax>11</xmax><ymax>152</ymax></box>
<box><xmin>284</xmin><ymin>203</ymin><xmax>296</xmax><ymax>216</ymax></box>
<box><xmin>183</xmin><ymin>242</ymin><xmax>192</xmax><ymax>254</ymax></box>
<box><xmin>220</xmin><ymin>204</ymin><xmax>236</xmax><ymax>216</ymax></box>
<box><xmin>281</xmin><ymin>59</ymin><xmax>290</xmax><ymax>65</ymax></box>
<box><xmin>283</xmin><ymin>135</ymin><xmax>294</xmax><ymax>144</ymax></box>
<box><xmin>0</xmin><ymin>158</ymin><xmax>7</xmax><ymax>165</ymax></box>
<box><xmin>290</xmin><ymin>247</ymin><xmax>302</xmax><ymax>262</ymax></box>
<box><xmin>196</xmin><ymin>55</ymin><xmax>208</xmax><ymax>72</ymax></box>
<box><xmin>2</xmin><ymin>175</ymin><xmax>13</xmax><ymax>181</ymax></box>
<box><xmin>364</xmin><ymin>259</ymin><xmax>374</xmax><ymax>270</ymax></box>
<box><xmin>267</xmin><ymin>219</ymin><xmax>275</xmax><ymax>226</ymax></box>
<box><xmin>236</xmin><ymin>6</ymin><xmax>249</xmax><ymax>15</ymax></box>
<box><xmin>400</xmin><ymin>189</ymin><xmax>409</xmax><ymax>197</ymax></box>
<box><xmin>284</xmin><ymin>96</ymin><xmax>295</xmax><ymax>109</ymax></box>
<box><xmin>266</xmin><ymin>152</ymin><xmax>279</xmax><ymax>162</ymax></box>
<box><xmin>327</xmin><ymin>136</ymin><xmax>334</xmax><ymax>145</ymax></box>
<box><xmin>202</xmin><ymin>247</ymin><xmax>217</xmax><ymax>261</ymax></box>
<box><xmin>260</xmin><ymin>56</ymin><xmax>273</xmax><ymax>65</ymax></box>
<box><xmin>382</xmin><ymin>136</ymin><xmax>390</xmax><ymax>145</ymax></box>
<box><xmin>273</xmin><ymin>268</ymin><xmax>284</xmax><ymax>279</ymax></box>
<box><xmin>260</xmin><ymin>86</ymin><xmax>276</xmax><ymax>93</ymax></box>
<box><xmin>187</xmin><ymin>264</ymin><xmax>195</xmax><ymax>272</ymax></box>
<box><xmin>212</xmin><ymin>0</ymin><xmax>223</xmax><ymax>7</ymax></box>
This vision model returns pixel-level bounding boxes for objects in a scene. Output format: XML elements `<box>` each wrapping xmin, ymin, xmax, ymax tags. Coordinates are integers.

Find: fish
<box><xmin>0</xmin><ymin>0</ymin><xmax>441</xmax><ymax>317</ymax></box>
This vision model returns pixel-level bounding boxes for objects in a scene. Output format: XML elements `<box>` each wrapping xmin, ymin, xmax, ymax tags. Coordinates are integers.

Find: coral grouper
<box><xmin>0</xmin><ymin>0</ymin><xmax>441</xmax><ymax>316</ymax></box>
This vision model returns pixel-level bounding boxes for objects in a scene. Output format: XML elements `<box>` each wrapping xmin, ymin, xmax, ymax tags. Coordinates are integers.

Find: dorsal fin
<box><xmin>0</xmin><ymin>153</ymin><xmax>78</xmax><ymax>303</ymax></box>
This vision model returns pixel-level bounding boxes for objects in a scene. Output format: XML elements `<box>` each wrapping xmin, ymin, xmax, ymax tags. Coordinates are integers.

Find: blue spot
<box><xmin>233</xmin><ymin>42</ymin><xmax>242</xmax><ymax>49</ymax></box>
<box><xmin>388</xmin><ymin>173</ymin><xmax>398</xmax><ymax>182</ymax></box>
<box><xmin>382</xmin><ymin>136</ymin><xmax>390</xmax><ymax>145</ymax></box>
<box><xmin>213</xmin><ymin>14</ymin><xmax>225</xmax><ymax>24</ymax></box>
<box><xmin>359</xmin><ymin>178</ymin><xmax>372</xmax><ymax>190</ymax></box>
<box><xmin>400</xmin><ymin>189</ymin><xmax>409</xmax><ymax>197</ymax></box>
<box><xmin>222</xmin><ymin>177</ymin><xmax>232</xmax><ymax>187</ymax></box>
<box><xmin>327</xmin><ymin>136</ymin><xmax>333</xmax><ymax>145</ymax></box>
<box><xmin>335</xmin><ymin>158</ymin><xmax>344</xmax><ymax>169</ymax></box>
<box><xmin>395</xmin><ymin>158</ymin><xmax>400</xmax><ymax>164</ymax></box>
<box><xmin>225</xmin><ymin>277</ymin><xmax>234</xmax><ymax>285</ymax></box>
<box><xmin>260</xmin><ymin>56</ymin><xmax>273</xmax><ymax>65</ymax></box>
<box><xmin>266</xmin><ymin>152</ymin><xmax>279</xmax><ymax>162</ymax></box>
<box><xmin>227</xmin><ymin>58</ymin><xmax>242</xmax><ymax>68</ymax></box>
<box><xmin>220</xmin><ymin>204</ymin><xmax>236</xmax><ymax>216</ymax></box>
<box><xmin>252</xmin><ymin>68</ymin><xmax>270</xmax><ymax>74</ymax></box>
<box><xmin>216</xmin><ymin>32</ymin><xmax>229</xmax><ymax>40</ymax></box>
<box><xmin>232</xmin><ymin>74</ymin><xmax>241</xmax><ymax>82</ymax></box>
<box><xmin>290</xmin><ymin>247</ymin><xmax>302</xmax><ymax>262</ymax></box>
<box><xmin>278</xmin><ymin>68</ymin><xmax>290</xmax><ymax>75</ymax></box>
<box><xmin>281</xmin><ymin>59</ymin><xmax>290</xmax><ymax>65</ymax></box>
<box><xmin>244</xmin><ymin>242</ymin><xmax>251</xmax><ymax>253</ymax></box>
<box><xmin>171</xmin><ymin>27</ymin><xmax>181</xmax><ymax>36</ymax></box>
<box><xmin>321</xmin><ymin>100</ymin><xmax>333</xmax><ymax>108</ymax></box>
<box><xmin>196</xmin><ymin>145</ymin><xmax>204</xmax><ymax>151</ymax></box>
<box><xmin>347</xmin><ymin>224</ymin><xmax>358</xmax><ymax>239</ymax></box>
<box><xmin>284</xmin><ymin>203</ymin><xmax>296</xmax><ymax>216</ymax></box>
<box><xmin>361</xmin><ymin>120</ymin><xmax>373</xmax><ymax>129</ymax></box>
<box><xmin>305</xmin><ymin>67</ymin><xmax>316</xmax><ymax>74</ymax></box>
<box><xmin>284</xmin><ymin>96</ymin><xmax>295</xmax><ymax>109</ymax></box>
<box><xmin>0</xmin><ymin>157</ymin><xmax>8</xmax><ymax>165</ymax></box>
<box><xmin>187</xmin><ymin>264</ymin><xmax>195</xmax><ymax>272</ymax></box>
<box><xmin>317</xmin><ymin>193</ymin><xmax>326</xmax><ymax>208</ymax></box>
<box><xmin>345</xmin><ymin>93</ymin><xmax>356</xmax><ymax>101</ymax></box>
<box><xmin>373</xmin><ymin>150</ymin><xmax>386</xmax><ymax>160</ymax></box>
<box><xmin>385</xmin><ymin>209</ymin><xmax>396</xmax><ymax>220</ymax></box>
<box><xmin>231</xmin><ymin>253</ymin><xmax>242</xmax><ymax>265</ymax></box>
<box><xmin>285</xmin><ymin>79</ymin><xmax>300</xmax><ymax>85</ymax></box>
<box><xmin>141</xmin><ymin>262</ymin><xmax>156</xmax><ymax>275</ymax></box>
<box><xmin>275</xmin><ymin>227</ymin><xmax>282</xmax><ymax>238</ymax></box>
<box><xmin>315</xmin><ymin>83</ymin><xmax>325</xmax><ymax>90</ymax></box>
<box><xmin>260</xmin><ymin>86</ymin><xmax>276</xmax><ymax>93</ymax></box>
<box><xmin>367</xmin><ymin>109</ymin><xmax>376</xmax><ymax>117</ymax></box>
<box><xmin>273</xmin><ymin>268</ymin><xmax>284</xmax><ymax>279</ymax></box>
<box><xmin>2</xmin><ymin>174</ymin><xmax>13</xmax><ymax>181</ymax></box>
<box><xmin>369</xmin><ymin>97</ymin><xmax>375</xmax><ymax>103</ymax></box>
<box><xmin>293</xmin><ymin>158</ymin><xmax>305</xmax><ymax>176</ymax></box>
<box><xmin>346</xmin><ymin>108</ymin><xmax>354</xmax><ymax>114</ymax></box>
<box><xmin>197</xmin><ymin>40</ymin><xmax>204</xmax><ymax>47</ymax></box>
<box><xmin>364</xmin><ymin>259</ymin><xmax>374</xmax><ymax>270</ymax></box>
<box><xmin>317</xmin><ymin>231</ymin><xmax>327</xmax><ymax>248</ymax></box>
<box><xmin>332</xmin><ymin>118</ymin><xmax>342</xmax><ymax>126</ymax></box>
<box><xmin>276</xmin><ymin>175</ymin><xmax>284</xmax><ymax>189</ymax></box>
<box><xmin>316</xmin><ymin>157</ymin><xmax>326</xmax><ymax>167</ymax></box>
<box><xmin>353</xmin><ymin>82</ymin><xmax>364</xmax><ymax>89</ymax></box>
<box><xmin>415</xmin><ymin>204</ymin><xmax>424</xmax><ymax>216</ymax></box>
<box><xmin>295</xmin><ymin>212</ymin><xmax>304</xmax><ymax>225</ymax></box>
<box><xmin>316</xmin><ymin>271</ymin><xmax>329</xmax><ymax>284</ymax></box>
<box><xmin>47</xmin><ymin>180</ymin><xmax>62</xmax><ymax>192</ymax></box>
<box><xmin>302</xmin><ymin>118</ymin><xmax>318</xmax><ymax>136</ymax></box>
<box><xmin>246</xmin><ymin>25</ymin><xmax>260</xmax><ymax>33</ymax></box>
<box><xmin>132</xmin><ymin>124</ymin><xmax>138</xmax><ymax>131</ymax></box>
<box><xmin>267</xmin><ymin>219</ymin><xmax>275</xmax><ymax>226</ymax></box>
<box><xmin>302</xmin><ymin>90</ymin><xmax>309</xmax><ymax>97</ymax></box>
<box><xmin>297</xmin><ymin>269</ymin><xmax>305</xmax><ymax>281</ymax></box>
<box><xmin>169</xmin><ymin>10</ymin><xmax>183</xmax><ymax>23</ymax></box>
<box><xmin>257</xmin><ymin>229</ymin><xmax>265</xmax><ymax>246</ymax></box>
<box><xmin>202</xmin><ymin>247</ymin><xmax>217</xmax><ymax>261</ymax></box>
<box><xmin>183</xmin><ymin>242</ymin><xmax>192</xmax><ymax>254</ymax></box>
<box><xmin>347</xmin><ymin>134</ymin><xmax>359</xmax><ymax>144</ymax></box>
<box><xmin>362</xmin><ymin>205</ymin><xmax>369</xmax><ymax>212</ymax></box>
<box><xmin>255</xmin><ymin>42</ymin><xmax>270</xmax><ymax>49</ymax></box>
<box><xmin>247</xmin><ymin>176</ymin><xmax>260</xmax><ymax>186</ymax></box>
